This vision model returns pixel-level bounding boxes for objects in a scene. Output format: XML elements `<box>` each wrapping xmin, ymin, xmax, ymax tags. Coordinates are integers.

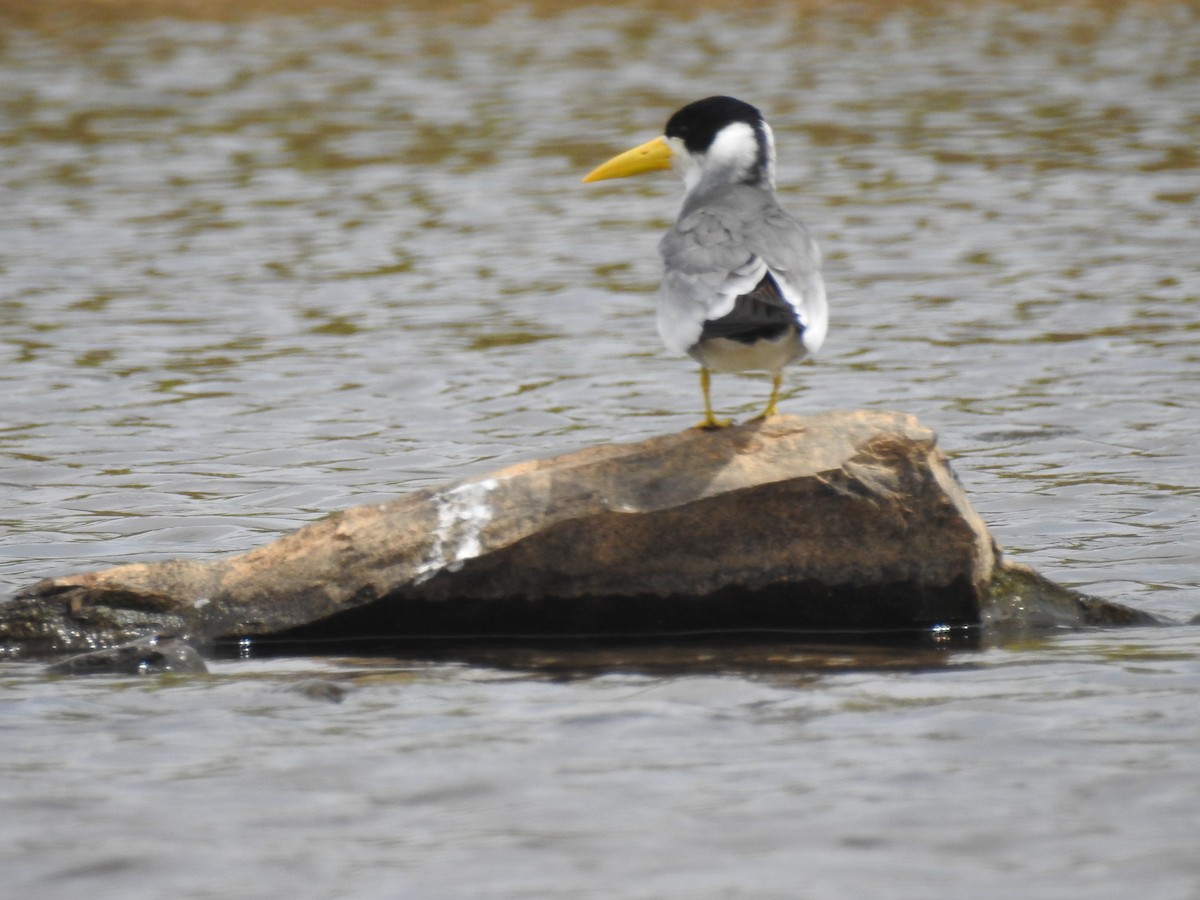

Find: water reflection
<box><xmin>222</xmin><ymin>629</ymin><xmax>983</xmax><ymax>678</ymax></box>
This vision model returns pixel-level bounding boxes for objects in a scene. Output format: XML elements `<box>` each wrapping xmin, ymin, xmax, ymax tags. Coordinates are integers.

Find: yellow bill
<box><xmin>582</xmin><ymin>136</ymin><xmax>674</xmax><ymax>183</ymax></box>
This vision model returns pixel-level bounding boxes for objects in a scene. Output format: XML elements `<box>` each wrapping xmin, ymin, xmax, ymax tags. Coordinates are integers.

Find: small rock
<box><xmin>283</xmin><ymin>679</ymin><xmax>347</xmax><ymax>703</ymax></box>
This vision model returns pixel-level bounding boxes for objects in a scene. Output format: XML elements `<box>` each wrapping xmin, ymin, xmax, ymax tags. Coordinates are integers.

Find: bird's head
<box><xmin>583</xmin><ymin>96</ymin><xmax>776</xmax><ymax>194</ymax></box>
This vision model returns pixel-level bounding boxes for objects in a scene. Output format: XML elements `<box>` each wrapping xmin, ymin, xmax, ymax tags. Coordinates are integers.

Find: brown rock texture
<box><xmin>0</xmin><ymin>411</ymin><xmax>1159</xmax><ymax>658</ymax></box>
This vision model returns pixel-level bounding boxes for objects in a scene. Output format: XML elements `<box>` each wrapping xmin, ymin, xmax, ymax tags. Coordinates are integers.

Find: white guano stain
<box><xmin>414</xmin><ymin>478</ymin><xmax>498</xmax><ymax>584</ymax></box>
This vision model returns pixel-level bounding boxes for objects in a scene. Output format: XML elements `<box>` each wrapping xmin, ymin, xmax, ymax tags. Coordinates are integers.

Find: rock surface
<box><xmin>1</xmin><ymin>411</ymin><xmax>1160</xmax><ymax>659</ymax></box>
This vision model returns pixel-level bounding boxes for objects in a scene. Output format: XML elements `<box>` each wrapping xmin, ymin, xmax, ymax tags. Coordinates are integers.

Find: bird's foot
<box><xmin>692</xmin><ymin>414</ymin><xmax>733</xmax><ymax>431</ymax></box>
<box><xmin>748</xmin><ymin>373</ymin><xmax>785</xmax><ymax>423</ymax></box>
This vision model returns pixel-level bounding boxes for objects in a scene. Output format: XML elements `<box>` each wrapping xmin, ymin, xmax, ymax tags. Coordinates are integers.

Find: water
<box><xmin>2</xmin><ymin>1</ymin><xmax>1199</xmax><ymax>896</ymax></box>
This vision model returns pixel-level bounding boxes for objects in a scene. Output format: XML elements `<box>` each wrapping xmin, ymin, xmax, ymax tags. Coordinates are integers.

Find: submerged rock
<box><xmin>985</xmin><ymin>562</ymin><xmax>1161</xmax><ymax>632</ymax></box>
<box><xmin>281</xmin><ymin>679</ymin><xmax>348</xmax><ymax>704</ymax></box>
<box><xmin>44</xmin><ymin>633</ymin><xmax>208</xmax><ymax>676</ymax></box>
<box><xmin>1</xmin><ymin>411</ymin><xmax>1160</xmax><ymax>659</ymax></box>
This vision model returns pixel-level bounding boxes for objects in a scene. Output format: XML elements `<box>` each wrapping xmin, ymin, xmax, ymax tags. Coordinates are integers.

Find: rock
<box><xmin>1</xmin><ymin>411</ymin><xmax>1161</xmax><ymax>659</ymax></box>
<box><xmin>985</xmin><ymin>562</ymin><xmax>1162</xmax><ymax>632</ymax></box>
<box><xmin>281</xmin><ymin>679</ymin><xmax>348</xmax><ymax>703</ymax></box>
<box><xmin>44</xmin><ymin>633</ymin><xmax>208</xmax><ymax>676</ymax></box>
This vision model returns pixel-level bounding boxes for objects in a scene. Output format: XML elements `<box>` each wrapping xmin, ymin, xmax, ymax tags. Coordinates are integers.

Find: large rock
<box><xmin>0</xmin><ymin>411</ymin><xmax>1160</xmax><ymax>658</ymax></box>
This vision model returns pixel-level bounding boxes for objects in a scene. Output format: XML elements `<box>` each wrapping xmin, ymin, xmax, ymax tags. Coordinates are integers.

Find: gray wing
<box><xmin>656</xmin><ymin>184</ymin><xmax>825</xmax><ymax>356</ymax></box>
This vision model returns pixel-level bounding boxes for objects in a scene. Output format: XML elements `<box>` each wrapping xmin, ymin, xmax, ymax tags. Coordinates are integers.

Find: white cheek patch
<box><xmin>706</xmin><ymin>122</ymin><xmax>760</xmax><ymax>180</ymax></box>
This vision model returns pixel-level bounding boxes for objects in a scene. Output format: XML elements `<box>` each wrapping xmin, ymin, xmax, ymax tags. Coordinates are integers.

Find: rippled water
<box><xmin>2</xmin><ymin>2</ymin><xmax>1199</xmax><ymax>896</ymax></box>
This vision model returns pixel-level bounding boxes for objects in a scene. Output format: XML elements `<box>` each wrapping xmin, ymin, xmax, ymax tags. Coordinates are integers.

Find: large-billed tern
<box><xmin>583</xmin><ymin>96</ymin><xmax>827</xmax><ymax>429</ymax></box>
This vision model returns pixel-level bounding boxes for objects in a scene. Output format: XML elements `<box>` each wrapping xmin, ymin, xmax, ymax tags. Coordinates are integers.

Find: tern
<box><xmin>583</xmin><ymin>96</ymin><xmax>827</xmax><ymax>428</ymax></box>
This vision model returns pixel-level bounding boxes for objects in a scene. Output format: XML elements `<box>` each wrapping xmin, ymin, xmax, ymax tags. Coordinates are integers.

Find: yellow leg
<box><xmin>751</xmin><ymin>372</ymin><xmax>783</xmax><ymax>422</ymax></box>
<box><xmin>693</xmin><ymin>367</ymin><xmax>732</xmax><ymax>430</ymax></box>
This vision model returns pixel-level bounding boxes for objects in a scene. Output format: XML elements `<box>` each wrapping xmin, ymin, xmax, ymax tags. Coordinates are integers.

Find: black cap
<box><xmin>664</xmin><ymin>96</ymin><xmax>764</xmax><ymax>155</ymax></box>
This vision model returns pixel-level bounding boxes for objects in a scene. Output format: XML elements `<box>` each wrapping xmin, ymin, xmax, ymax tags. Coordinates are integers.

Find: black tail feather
<box><xmin>699</xmin><ymin>273</ymin><xmax>801</xmax><ymax>345</ymax></box>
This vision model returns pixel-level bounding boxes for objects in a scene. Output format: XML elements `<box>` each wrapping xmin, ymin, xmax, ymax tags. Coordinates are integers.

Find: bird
<box><xmin>583</xmin><ymin>96</ymin><xmax>827</xmax><ymax>429</ymax></box>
